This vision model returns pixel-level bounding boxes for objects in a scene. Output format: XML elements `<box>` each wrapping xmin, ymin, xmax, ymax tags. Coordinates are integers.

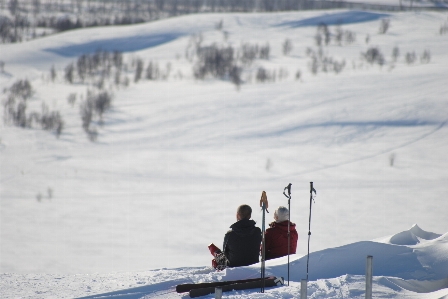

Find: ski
<box><xmin>189</xmin><ymin>276</ymin><xmax>283</xmax><ymax>298</ymax></box>
<box><xmin>176</xmin><ymin>276</ymin><xmax>264</xmax><ymax>293</ymax></box>
<box><xmin>176</xmin><ymin>276</ymin><xmax>283</xmax><ymax>297</ymax></box>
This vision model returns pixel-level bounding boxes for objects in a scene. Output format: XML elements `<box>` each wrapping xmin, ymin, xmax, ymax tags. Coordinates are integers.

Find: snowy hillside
<box><xmin>1</xmin><ymin>225</ymin><xmax>447</xmax><ymax>298</ymax></box>
<box><xmin>1</xmin><ymin>7</ymin><xmax>448</xmax><ymax>299</ymax></box>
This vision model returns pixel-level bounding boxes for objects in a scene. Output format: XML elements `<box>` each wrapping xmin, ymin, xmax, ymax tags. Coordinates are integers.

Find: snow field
<box><xmin>1</xmin><ymin>8</ymin><xmax>448</xmax><ymax>299</ymax></box>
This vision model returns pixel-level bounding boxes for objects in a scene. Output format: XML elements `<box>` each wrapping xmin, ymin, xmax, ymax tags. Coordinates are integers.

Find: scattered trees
<box><xmin>314</xmin><ymin>23</ymin><xmax>356</xmax><ymax>47</ymax></box>
<box><xmin>306</xmin><ymin>47</ymin><xmax>346</xmax><ymax>75</ymax></box>
<box><xmin>3</xmin><ymin>79</ymin><xmax>64</xmax><ymax>137</ymax></box>
<box><xmin>190</xmin><ymin>40</ymin><xmax>272</xmax><ymax>87</ymax></box>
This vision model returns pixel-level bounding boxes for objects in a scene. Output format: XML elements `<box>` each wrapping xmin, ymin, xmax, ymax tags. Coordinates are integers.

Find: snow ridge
<box><xmin>385</xmin><ymin>224</ymin><xmax>442</xmax><ymax>245</ymax></box>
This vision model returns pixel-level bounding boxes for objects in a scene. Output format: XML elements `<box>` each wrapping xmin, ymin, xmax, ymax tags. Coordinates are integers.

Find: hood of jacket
<box><xmin>230</xmin><ymin>218</ymin><xmax>258</xmax><ymax>236</ymax></box>
<box><xmin>269</xmin><ymin>220</ymin><xmax>296</xmax><ymax>232</ymax></box>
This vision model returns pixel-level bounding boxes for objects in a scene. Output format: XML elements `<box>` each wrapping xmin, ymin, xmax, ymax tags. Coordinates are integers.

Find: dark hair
<box><xmin>237</xmin><ymin>204</ymin><xmax>252</xmax><ymax>219</ymax></box>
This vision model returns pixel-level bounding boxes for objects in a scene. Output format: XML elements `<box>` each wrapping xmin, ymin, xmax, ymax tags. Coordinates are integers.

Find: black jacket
<box><xmin>223</xmin><ymin>219</ymin><xmax>262</xmax><ymax>267</ymax></box>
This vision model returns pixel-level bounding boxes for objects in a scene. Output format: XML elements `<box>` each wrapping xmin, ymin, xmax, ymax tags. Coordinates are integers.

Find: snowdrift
<box><xmin>224</xmin><ymin>224</ymin><xmax>448</xmax><ymax>283</ymax></box>
<box><xmin>2</xmin><ymin>225</ymin><xmax>447</xmax><ymax>298</ymax></box>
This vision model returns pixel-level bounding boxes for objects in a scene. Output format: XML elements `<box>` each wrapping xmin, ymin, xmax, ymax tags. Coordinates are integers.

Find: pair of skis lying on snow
<box><xmin>176</xmin><ymin>276</ymin><xmax>284</xmax><ymax>297</ymax></box>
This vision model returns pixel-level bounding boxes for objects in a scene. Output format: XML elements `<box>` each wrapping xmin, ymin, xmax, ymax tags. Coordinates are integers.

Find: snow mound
<box><xmin>386</xmin><ymin>224</ymin><xmax>442</xmax><ymax>245</ymax></box>
<box><xmin>224</xmin><ymin>225</ymin><xmax>448</xmax><ymax>282</ymax></box>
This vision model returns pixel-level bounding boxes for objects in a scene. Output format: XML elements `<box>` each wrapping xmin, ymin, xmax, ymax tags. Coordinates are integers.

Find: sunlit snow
<box><xmin>1</xmin><ymin>6</ymin><xmax>448</xmax><ymax>299</ymax></box>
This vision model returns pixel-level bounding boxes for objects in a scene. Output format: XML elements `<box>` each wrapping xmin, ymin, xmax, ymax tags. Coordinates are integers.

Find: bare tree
<box><xmin>282</xmin><ymin>38</ymin><xmax>293</xmax><ymax>56</ymax></box>
<box><xmin>379</xmin><ymin>18</ymin><xmax>390</xmax><ymax>34</ymax></box>
<box><xmin>134</xmin><ymin>58</ymin><xmax>143</xmax><ymax>82</ymax></box>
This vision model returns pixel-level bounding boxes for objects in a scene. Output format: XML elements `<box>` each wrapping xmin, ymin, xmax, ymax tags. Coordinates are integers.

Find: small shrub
<box><xmin>344</xmin><ymin>30</ymin><xmax>356</xmax><ymax>45</ymax></box>
<box><xmin>39</xmin><ymin>103</ymin><xmax>64</xmax><ymax>138</ymax></box>
<box><xmin>239</xmin><ymin>43</ymin><xmax>259</xmax><ymax>66</ymax></box>
<box><xmin>229</xmin><ymin>65</ymin><xmax>242</xmax><ymax>88</ymax></box>
<box><xmin>256</xmin><ymin>67</ymin><xmax>270</xmax><ymax>82</ymax></box>
<box><xmin>335</xmin><ymin>26</ymin><xmax>356</xmax><ymax>46</ymax></box>
<box><xmin>282</xmin><ymin>39</ymin><xmax>293</xmax><ymax>56</ymax></box>
<box><xmin>363</xmin><ymin>47</ymin><xmax>385</xmax><ymax>66</ymax></box>
<box><xmin>306</xmin><ymin>47</ymin><xmax>345</xmax><ymax>75</ymax></box>
<box><xmin>193</xmin><ymin>44</ymin><xmax>235</xmax><ymax>80</ymax></box>
<box><xmin>9</xmin><ymin>79</ymin><xmax>33</xmax><ymax>100</ymax></box>
<box><xmin>80</xmin><ymin>98</ymin><xmax>93</xmax><ymax>133</ymax></box>
<box><xmin>365</xmin><ymin>34</ymin><xmax>370</xmax><ymax>44</ymax></box>
<box><xmin>215</xmin><ymin>19</ymin><xmax>223</xmax><ymax>30</ymax></box>
<box><xmin>134</xmin><ymin>58</ymin><xmax>144</xmax><ymax>82</ymax></box>
<box><xmin>392</xmin><ymin>47</ymin><xmax>400</xmax><ymax>62</ymax></box>
<box><xmin>420</xmin><ymin>50</ymin><xmax>431</xmax><ymax>64</ymax></box>
<box><xmin>50</xmin><ymin>65</ymin><xmax>57</xmax><ymax>82</ymax></box>
<box><xmin>317</xmin><ymin>23</ymin><xmax>331</xmax><ymax>46</ymax></box>
<box><xmin>65</xmin><ymin>63</ymin><xmax>74</xmax><ymax>83</ymax></box>
<box><xmin>4</xmin><ymin>95</ymin><xmax>27</xmax><ymax>127</ymax></box>
<box><xmin>440</xmin><ymin>22</ymin><xmax>448</xmax><ymax>35</ymax></box>
<box><xmin>146</xmin><ymin>61</ymin><xmax>160</xmax><ymax>80</ymax></box>
<box><xmin>259</xmin><ymin>43</ymin><xmax>270</xmax><ymax>60</ymax></box>
<box><xmin>405</xmin><ymin>52</ymin><xmax>416</xmax><ymax>64</ymax></box>
<box><xmin>80</xmin><ymin>90</ymin><xmax>113</xmax><ymax>140</ymax></box>
<box><xmin>379</xmin><ymin>18</ymin><xmax>390</xmax><ymax>34</ymax></box>
<box><xmin>3</xmin><ymin>80</ymin><xmax>64</xmax><ymax>137</ymax></box>
<box><xmin>315</xmin><ymin>33</ymin><xmax>323</xmax><ymax>47</ymax></box>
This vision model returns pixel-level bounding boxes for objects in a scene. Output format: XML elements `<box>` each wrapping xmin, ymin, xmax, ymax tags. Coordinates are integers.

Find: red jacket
<box><xmin>264</xmin><ymin>221</ymin><xmax>298</xmax><ymax>260</ymax></box>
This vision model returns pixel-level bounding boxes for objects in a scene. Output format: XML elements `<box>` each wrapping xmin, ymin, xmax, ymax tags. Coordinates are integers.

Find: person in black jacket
<box><xmin>223</xmin><ymin>204</ymin><xmax>262</xmax><ymax>267</ymax></box>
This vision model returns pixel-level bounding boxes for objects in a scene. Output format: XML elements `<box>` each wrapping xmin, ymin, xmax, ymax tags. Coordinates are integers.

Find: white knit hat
<box><xmin>274</xmin><ymin>206</ymin><xmax>289</xmax><ymax>222</ymax></box>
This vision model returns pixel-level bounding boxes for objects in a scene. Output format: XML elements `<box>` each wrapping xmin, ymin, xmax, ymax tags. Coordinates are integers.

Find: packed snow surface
<box><xmin>1</xmin><ymin>6</ymin><xmax>448</xmax><ymax>299</ymax></box>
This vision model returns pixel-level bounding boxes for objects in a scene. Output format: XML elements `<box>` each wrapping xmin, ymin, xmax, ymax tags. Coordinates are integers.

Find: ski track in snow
<box><xmin>277</xmin><ymin>118</ymin><xmax>448</xmax><ymax>178</ymax></box>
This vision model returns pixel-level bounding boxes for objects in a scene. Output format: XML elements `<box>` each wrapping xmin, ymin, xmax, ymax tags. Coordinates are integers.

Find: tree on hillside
<box><xmin>65</xmin><ymin>63</ymin><xmax>74</xmax><ymax>83</ymax></box>
<box><xmin>379</xmin><ymin>18</ymin><xmax>390</xmax><ymax>34</ymax></box>
<box><xmin>282</xmin><ymin>38</ymin><xmax>293</xmax><ymax>56</ymax></box>
<box><xmin>134</xmin><ymin>58</ymin><xmax>143</xmax><ymax>82</ymax></box>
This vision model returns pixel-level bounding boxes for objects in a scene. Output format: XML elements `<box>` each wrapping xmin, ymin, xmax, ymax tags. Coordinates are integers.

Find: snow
<box><xmin>1</xmin><ymin>7</ymin><xmax>448</xmax><ymax>299</ymax></box>
<box><xmin>1</xmin><ymin>226</ymin><xmax>448</xmax><ymax>298</ymax></box>
<box><xmin>325</xmin><ymin>0</ymin><xmax>448</xmax><ymax>9</ymax></box>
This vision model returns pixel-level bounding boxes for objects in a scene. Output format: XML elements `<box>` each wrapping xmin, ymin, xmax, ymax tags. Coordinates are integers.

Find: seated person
<box><xmin>264</xmin><ymin>206</ymin><xmax>298</xmax><ymax>260</ymax></box>
<box><xmin>209</xmin><ymin>204</ymin><xmax>262</xmax><ymax>269</ymax></box>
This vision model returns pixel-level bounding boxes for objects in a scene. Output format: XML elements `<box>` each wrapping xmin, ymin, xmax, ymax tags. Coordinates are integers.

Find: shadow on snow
<box><xmin>76</xmin><ymin>278</ymin><xmax>190</xmax><ymax>299</ymax></box>
<box><xmin>241</xmin><ymin>120</ymin><xmax>441</xmax><ymax>139</ymax></box>
<box><xmin>276</xmin><ymin>10</ymin><xmax>390</xmax><ymax>28</ymax></box>
<box><xmin>44</xmin><ymin>32</ymin><xmax>184</xmax><ymax>57</ymax></box>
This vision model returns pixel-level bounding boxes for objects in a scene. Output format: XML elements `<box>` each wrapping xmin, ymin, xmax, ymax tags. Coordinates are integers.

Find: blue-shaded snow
<box><xmin>44</xmin><ymin>32</ymin><xmax>184</xmax><ymax>57</ymax></box>
<box><xmin>276</xmin><ymin>10</ymin><xmax>389</xmax><ymax>27</ymax></box>
<box><xmin>276</xmin><ymin>241</ymin><xmax>434</xmax><ymax>281</ymax></box>
<box><xmin>76</xmin><ymin>277</ymin><xmax>190</xmax><ymax>299</ymax></box>
<box><xmin>239</xmin><ymin>120</ymin><xmax>440</xmax><ymax>139</ymax></box>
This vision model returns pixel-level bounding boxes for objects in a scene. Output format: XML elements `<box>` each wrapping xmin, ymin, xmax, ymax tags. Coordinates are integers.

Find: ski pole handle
<box><xmin>310</xmin><ymin>182</ymin><xmax>316</xmax><ymax>196</ymax></box>
<box><xmin>283</xmin><ymin>183</ymin><xmax>292</xmax><ymax>199</ymax></box>
<box><xmin>260</xmin><ymin>191</ymin><xmax>269</xmax><ymax>213</ymax></box>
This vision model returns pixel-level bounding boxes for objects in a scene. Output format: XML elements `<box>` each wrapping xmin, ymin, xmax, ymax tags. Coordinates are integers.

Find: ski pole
<box><xmin>283</xmin><ymin>183</ymin><xmax>292</xmax><ymax>286</ymax></box>
<box><xmin>259</xmin><ymin>191</ymin><xmax>269</xmax><ymax>293</ymax></box>
<box><xmin>306</xmin><ymin>182</ymin><xmax>317</xmax><ymax>281</ymax></box>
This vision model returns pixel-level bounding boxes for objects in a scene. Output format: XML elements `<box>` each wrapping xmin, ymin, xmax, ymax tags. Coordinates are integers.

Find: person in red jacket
<box><xmin>264</xmin><ymin>206</ymin><xmax>298</xmax><ymax>260</ymax></box>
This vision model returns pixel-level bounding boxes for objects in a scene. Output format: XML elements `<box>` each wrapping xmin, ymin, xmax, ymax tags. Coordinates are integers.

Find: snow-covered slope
<box><xmin>1</xmin><ymin>225</ymin><xmax>447</xmax><ymax>298</ymax></box>
<box><xmin>1</xmin><ymin>7</ymin><xmax>448</xmax><ymax>299</ymax></box>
